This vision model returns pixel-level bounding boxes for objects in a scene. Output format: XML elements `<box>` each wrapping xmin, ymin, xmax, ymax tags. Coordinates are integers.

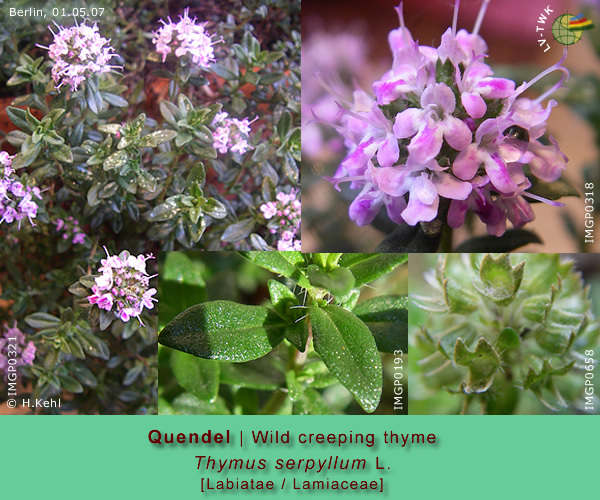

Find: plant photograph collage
<box><xmin>0</xmin><ymin>0</ymin><xmax>598</xmax><ymax>416</ymax></box>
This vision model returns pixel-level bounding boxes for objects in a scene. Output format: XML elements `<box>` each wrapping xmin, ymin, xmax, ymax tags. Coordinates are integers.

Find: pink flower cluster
<box><xmin>0</xmin><ymin>322</ymin><xmax>36</xmax><ymax>381</ymax></box>
<box><xmin>212</xmin><ymin>111</ymin><xmax>255</xmax><ymax>155</ymax></box>
<box><xmin>260</xmin><ymin>190</ymin><xmax>301</xmax><ymax>251</ymax></box>
<box><xmin>41</xmin><ymin>21</ymin><xmax>117</xmax><ymax>91</ymax></box>
<box><xmin>0</xmin><ymin>152</ymin><xmax>42</xmax><ymax>228</ymax></box>
<box><xmin>324</xmin><ymin>1</ymin><xmax>569</xmax><ymax>236</ymax></box>
<box><xmin>88</xmin><ymin>248</ymin><xmax>157</xmax><ymax>326</ymax></box>
<box><xmin>153</xmin><ymin>8</ymin><xmax>220</xmax><ymax>67</ymax></box>
<box><xmin>55</xmin><ymin>216</ymin><xmax>86</xmax><ymax>245</ymax></box>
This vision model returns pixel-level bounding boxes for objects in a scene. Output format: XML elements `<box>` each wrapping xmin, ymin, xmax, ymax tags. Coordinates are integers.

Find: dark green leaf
<box><xmin>123</xmin><ymin>363</ymin><xmax>144</xmax><ymax>386</ymax></box>
<box><xmin>342</xmin><ymin>253</ymin><xmax>407</xmax><ymax>288</ymax></box>
<box><xmin>25</xmin><ymin>312</ymin><xmax>60</xmax><ymax>329</ymax></box>
<box><xmin>307</xmin><ymin>265</ymin><xmax>356</xmax><ymax>300</ymax></box>
<box><xmin>101</xmin><ymin>92</ymin><xmax>129</xmax><ymax>107</ymax></box>
<box><xmin>58</xmin><ymin>375</ymin><xmax>84</xmax><ymax>393</ymax></box>
<box><xmin>159</xmin><ymin>301</ymin><xmax>287</xmax><ymax>362</ymax></box>
<box><xmin>293</xmin><ymin>388</ymin><xmax>332</xmax><ymax>415</ymax></box>
<box><xmin>171</xmin><ymin>350</ymin><xmax>220</xmax><ymax>402</ymax></box>
<box><xmin>221</xmin><ymin>219</ymin><xmax>255</xmax><ymax>242</ymax></box>
<box><xmin>220</xmin><ymin>357</ymin><xmax>284</xmax><ymax>390</ymax></box>
<box><xmin>375</xmin><ymin>225</ymin><xmax>441</xmax><ymax>253</ymax></box>
<box><xmin>309</xmin><ymin>305</ymin><xmax>382</xmax><ymax>413</ymax></box>
<box><xmin>239</xmin><ymin>251</ymin><xmax>310</xmax><ymax>288</ymax></box>
<box><xmin>527</xmin><ymin>176</ymin><xmax>580</xmax><ymax>200</ymax></box>
<box><xmin>352</xmin><ymin>295</ymin><xmax>408</xmax><ymax>352</ymax></box>
<box><xmin>455</xmin><ymin>229</ymin><xmax>542</xmax><ymax>252</ymax></box>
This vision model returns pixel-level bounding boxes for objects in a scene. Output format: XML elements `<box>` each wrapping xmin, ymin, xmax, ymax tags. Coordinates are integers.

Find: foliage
<box><xmin>0</xmin><ymin>1</ymin><xmax>300</xmax><ymax>414</ymax></box>
<box><xmin>158</xmin><ymin>252</ymin><xmax>408</xmax><ymax>415</ymax></box>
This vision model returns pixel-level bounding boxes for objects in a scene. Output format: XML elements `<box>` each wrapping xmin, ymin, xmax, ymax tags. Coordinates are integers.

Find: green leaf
<box><xmin>309</xmin><ymin>305</ymin><xmax>382</xmax><ymax>413</ymax></box>
<box><xmin>138</xmin><ymin>170</ymin><xmax>158</xmax><ymax>192</ymax></box>
<box><xmin>498</xmin><ymin>327</ymin><xmax>520</xmax><ymax>349</ymax></box>
<box><xmin>342</xmin><ymin>253</ymin><xmax>407</xmax><ymax>288</ymax></box>
<box><xmin>104</xmin><ymin>150</ymin><xmax>129</xmax><ymax>170</ymax></box>
<box><xmin>77</xmin><ymin>331</ymin><xmax>110</xmax><ymax>360</ymax></box>
<box><xmin>25</xmin><ymin>312</ymin><xmax>60</xmax><ymax>329</ymax></box>
<box><xmin>159</xmin><ymin>301</ymin><xmax>287</xmax><ymax>362</ymax></box>
<box><xmin>277</xmin><ymin>110</ymin><xmax>292</xmax><ymax>139</ymax></box>
<box><xmin>101</xmin><ymin>92</ymin><xmax>129</xmax><ymax>107</ymax></box>
<box><xmin>49</xmin><ymin>143</ymin><xmax>73</xmax><ymax>163</ymax></box>
<box><xmin>71</xmin><ymin>364</ymin><xmax>98</xmax><ymax>388</ymax></box>
<box><xmin>58</xmin><ymin>375</ymin><xmax>84</xmax><ymax>393</ymax></box>
<box><xmin>163</xmin><ymin>252</ymin><xmax>205</xmax><ymax>287</ymax></box>
<box><xmin>7</xmin><ymin>106</ymin><xmax>33</xmax><ymax>132</ymax></box>
<box><xmin>527</xmin><ymin>176</ymin><xmax>580</xmax><ymax>200</ymax></box>
<box><xmin>203</xmin><ymin>198</ymin><xmax>227</xmax><ymax>219</ymax></box>
<box><xmin>375</xmin><ymin>225</ymin><xmax>442</xmax><ymax>252</ymax></box>
<box><xmin>146</xmin><ymin>129</ymin><xmax>178</xmax><ymax>145</ymax></box>
<box><xmin>239</xmin><ymin>251</ymin><xmax>310</xmax><ymax>288</ymax></box>
<box><xmin>454</xmin><ymin>337</ymin><xmax>501</xmax><ymax>394</ymax></box>
<box><xmin>159</xmin><ymin>101</ymin><xmax>178</xmax><ymax>127</ymax></box>
<box><xmin>171</xmin><ymin>350</ymin><xmax>220</xmax><ymax>402</ymax></box>
<box><xmin>170</xmin><ymin>393</ymin><xmax>231</xmax><ymax>415</ymax></box>
<box><xmin>455</xmin><ymin>229</ymin><xmax>542</xmax><ymax>252</ymax></box>
<box><xmin>220</xmin><ymin>357</ymin><xmax>284</xmax><ymax>390</ymax></box>
<box><xmin>352</xmin><ymin>295</ymin><xmax>409</xmax><ymax>352</ymax></box>
<box><xmin>268</xmin><ymin>279</ymin><xmax>308</xmax><ymax>351</ymax></box>
<box><xmin>221</xmin><ymin>219</ymin><xmax>255</xmax><ymax>242</ymax></box>
<box><xmin>307</xmin><ymin>265</ymin><xmax>356</xmax><ymax>300</ymax></box>
<box><xmin>268</xmin><ymin>279</ymin><xmax>298</xmax><ymax>319</ymax></box>
<box><xmin>123</xmin><ymin>363</ymin><xmax>144</xmax><ymax>386</ymax></box>
<box><xmin>293</xmin><ymin>388</ymin><xmax>332</xmax><ymax>415</ymax></box>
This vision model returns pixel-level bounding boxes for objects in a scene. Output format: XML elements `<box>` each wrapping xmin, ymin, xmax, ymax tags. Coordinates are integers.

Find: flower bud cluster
<box><xmin>55</xmin><ymin>216</ymin><xmax>86</xmax><ymax>245</ymax></box>
<box><xmin>260</xmin><ymin>190</ymin><xmax>301</xmax><ymax>250</ymax></box>
<box><xmin>325</xmin><ymin>1</ymin><xmax>569</xmax><ymax>236</ymax></box>
<box><xmin>212</xmin><ymin>111</ymin><xmax>254</xmax><ymax>156</ymax></box>
<box><xmin>42</xmin><ymin>21</ymin><xmax>117</xmax><ymax>91</ymax></box>
<box><xmin>153</xmin><ymin>8</ymin><xmax>220</xmax><ymax>67</ymax></box>
<box><xmin>88</xmin><ymin>248</ymin><xmax>157</xmax><ymax>325</ymax></box>
<box><xmin>0</xmin><ymin>152</ymin><xmax>42</xmax><ymax>228</ymax></box>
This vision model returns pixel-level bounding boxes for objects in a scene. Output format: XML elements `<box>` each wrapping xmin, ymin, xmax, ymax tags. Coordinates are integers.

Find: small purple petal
<box><xmin>433</xmin><ymin>172</ymin><xmax>472</xmax><ymax>200</ymax></box>
<box><xmin>407</xmin><ymin>124</ymin><xmax>443</xmax><ymax>164</ymax></box>
<box><xmin>421</xmin><ymin>82</ymin><xmax>456</xmax><ymax>114</ymax></box>
<box><xmin>377</xmin><ymin>133</ymin><xmax>400</xmax><ymax>167</ymax></box>
<box><xmin>393</xmin><ymin>108</ymin><xmax>422</xmax><ymax>138</ymax></box>
<box><xmin>348</xmin><ymin>187</ymin><xmax>383</xmax><ymax>226</ymax></box>
<box><xmin>476</xmin><ymin>77</ymin><xmax>515</xmax><ymax>99</ymax></box>
<box><xmin>441</xmin><ymin>115</ymin><xmax>472</xmax><ymax>151</ymax></box>
<box><xmin>484</xmin><ymin>153</ymin><xmax>518</xmax><ymax>194</ymax></box>
<box><xmin>461</xmin><ymin>91</ymin><xmax>486</xmax><ymax>119</ymax></box>
<box><xmin>453</xmin><ymin>144</ymin><xmax>482</xmax><ymax>180</ymax></box>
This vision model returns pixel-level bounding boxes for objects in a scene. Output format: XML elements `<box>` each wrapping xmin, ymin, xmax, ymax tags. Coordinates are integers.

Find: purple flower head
<box><xmin>1</xmin><ymin>152</ymin><xmax>42</xmax><ymax>229</ymax></box>
<box><xmin>153</xmin><ymin>8</ymin><xmax>221</xmax><ymax>67</ymax></box>
<box><xmin>54</xmin><ymin>214</ymin><xmax>86</xmax><ymax>245</ymax></box>
<box><xmin>88</xmin><ymin>248</ymin><xmax>157</xmax><ymax>326</ymax></box>
<box><xmin>260</xmin><ymin>189</ymin><xmax>301</xmax><ymax>250</ymax></box>
<box><xmin>320</xmin><ymin>0</ymin><xmax>570</xmax><ymax>237</ymax></box>
<box><xmin>39</xmin><ymin>21</ymin><xmax>119</xmax><ymax>91</ymax></box>
<box><xmin>212</xmin><ymin>112</ymin><xmax>256</xmax><ymax>156</ymax></box>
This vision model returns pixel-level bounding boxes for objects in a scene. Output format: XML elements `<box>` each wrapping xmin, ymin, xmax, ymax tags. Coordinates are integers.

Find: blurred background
<box><xmin>302</xmin><ymin>0</ymin><xmax>600</xmax><ymax>252</ymax></box>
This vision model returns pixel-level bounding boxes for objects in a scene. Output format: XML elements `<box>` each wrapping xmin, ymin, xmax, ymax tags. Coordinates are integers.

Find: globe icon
<box><xmin>552</xmin><ymin>14</ymin><xmax>583</xmax><ymax>45</ymax></box>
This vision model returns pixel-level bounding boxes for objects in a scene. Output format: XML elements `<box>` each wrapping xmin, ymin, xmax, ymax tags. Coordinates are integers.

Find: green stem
<box><xmin>440</xmin><ymin>225</ymin><xmax>453</xmax><ymax>252</ymax></box>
